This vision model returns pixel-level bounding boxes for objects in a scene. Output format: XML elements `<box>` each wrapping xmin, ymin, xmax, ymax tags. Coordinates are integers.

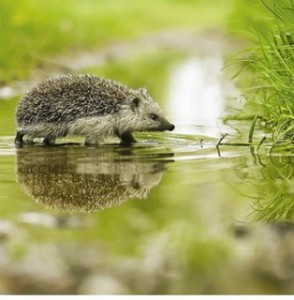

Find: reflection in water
<box><xmin>236</xmin><ymin>152</ymin><xmax>294</xmax><ymax>222</ymax></box>
<box><xmin>16</xmin><ymin>146</ymin><xmax>173</xmax><ymax>212</ymax></box>
<box><xmin>167</xmin><ymin>56</ymin><xmax>238</xmax><ymax>136</ymax></box>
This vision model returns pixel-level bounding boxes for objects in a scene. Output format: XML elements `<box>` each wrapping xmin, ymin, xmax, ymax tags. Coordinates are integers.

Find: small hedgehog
<box><xmin>15</xmin><ymin>74</ymin><xmax>175</xmax><ymax>146</ymax></box>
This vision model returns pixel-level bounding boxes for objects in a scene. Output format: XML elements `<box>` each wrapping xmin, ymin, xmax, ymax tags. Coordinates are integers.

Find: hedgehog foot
<box><xmin>43</xmin><ymin>137</ymin><xmax>56</xmax><ymax>146</ymax></box>
<box><xmin>119</xmin><ymin>132</ymin><xmax>137</xmax><ymax>146</ymax></box>
<box><xmin>14</xmin><ymin>130</ymin><xmax>25</xmax><ymax>148</ymax></box>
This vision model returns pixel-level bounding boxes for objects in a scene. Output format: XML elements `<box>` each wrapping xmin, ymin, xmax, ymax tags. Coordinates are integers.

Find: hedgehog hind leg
<box><xmin>14</xmin><ymin>130</ymin><xmax>25</xmax><ymax>148</ymax></box>
<box><xmin>119</xmin><ymin>132</ymin><xmax>137</xmax><ymax>146</ymax></box>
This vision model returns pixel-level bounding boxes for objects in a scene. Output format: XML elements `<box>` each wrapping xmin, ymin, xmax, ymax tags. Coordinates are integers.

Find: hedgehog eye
<box><xmin>149</xmin><ymin>113</ymin><xmax>158</xmax><ymax>121</ymax></box>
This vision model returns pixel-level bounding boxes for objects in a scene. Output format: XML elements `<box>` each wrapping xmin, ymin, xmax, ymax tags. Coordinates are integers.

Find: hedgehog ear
<box><xmin>131</xmin><ymin>97</ymin><xmax>140</xmax><ymax>111</ymax></box>
<box><xmin>138</xmin><ymin>88</ymin><xmax>149</xmax><ymax>97</ymax></box>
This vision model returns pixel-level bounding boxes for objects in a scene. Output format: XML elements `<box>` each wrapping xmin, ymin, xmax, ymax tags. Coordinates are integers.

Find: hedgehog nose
<box><xmin>168</xmin><ymin>124</ymin><xmax>175</xmax><ymax>131</ymax></box>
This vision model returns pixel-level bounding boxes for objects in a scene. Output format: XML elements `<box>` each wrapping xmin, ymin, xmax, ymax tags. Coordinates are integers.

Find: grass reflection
<box><xmin>235</xmin><ymin>148</ymin><xmax>294</xmax><ymax>223</ymax></box>
<box><xmin>253</xmin><ymin>153</ymin><xmax>294</xmax><ymax>222</ymax></box>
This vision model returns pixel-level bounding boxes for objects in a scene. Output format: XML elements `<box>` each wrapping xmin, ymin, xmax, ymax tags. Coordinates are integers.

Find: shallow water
<box><xmin>0</xmin><ymin>54</ymin><xmax>293</xmax><ymax>295</ymax></box>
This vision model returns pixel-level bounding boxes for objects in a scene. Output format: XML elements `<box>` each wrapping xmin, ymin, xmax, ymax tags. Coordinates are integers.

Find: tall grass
<box><xmin>229</xmin><ymin>0</ymin><xmax>294</xmax><ymax>144</ymax></box>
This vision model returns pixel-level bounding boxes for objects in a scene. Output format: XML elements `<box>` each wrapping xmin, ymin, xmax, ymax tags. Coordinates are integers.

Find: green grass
<box><xmin>0</xmin><ymin>0</ymin><xmax>233</xmax><ymax>82</ymax></box>
<box><xmin>227</xmin><ymin>0</ymin><xmax>294</xmax><ymax>145</ymax></box>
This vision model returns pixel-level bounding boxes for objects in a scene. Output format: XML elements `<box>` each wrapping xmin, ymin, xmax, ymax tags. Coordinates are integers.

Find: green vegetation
<box><xmin>228</xmin><ymin>0</ymin><xmax>294</xmax><ymax>145</ymax></box>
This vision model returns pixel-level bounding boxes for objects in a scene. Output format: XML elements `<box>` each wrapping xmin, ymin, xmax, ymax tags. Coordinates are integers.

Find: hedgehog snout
<box><xmin>167</xmin><ymin>124</ymin><xmax>175</xmax><ymax>131</ymax></box>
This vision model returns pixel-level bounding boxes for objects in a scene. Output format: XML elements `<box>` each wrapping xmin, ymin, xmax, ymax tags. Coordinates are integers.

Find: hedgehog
<box><xmin>15</xmin><ymin>74</ymin><xmax>175</xmax><ymax>146</ymax></box>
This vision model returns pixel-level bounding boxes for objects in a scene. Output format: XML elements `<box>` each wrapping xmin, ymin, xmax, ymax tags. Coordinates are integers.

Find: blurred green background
<box><xmin>0</xmin><ymin>0</ymin><xmax>293</xmax><ymax>295</ymax></box>
<box><xmin>0</xmin><ymin>0</ymin><xmax>236</xmax><ymax>82</ymax></box>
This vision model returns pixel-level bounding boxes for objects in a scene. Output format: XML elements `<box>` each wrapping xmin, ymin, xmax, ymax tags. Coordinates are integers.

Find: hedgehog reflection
<box><xmin>16</xmin><ymin>146</ymin><xmax>173</xmax><ymax>212</ymax></box>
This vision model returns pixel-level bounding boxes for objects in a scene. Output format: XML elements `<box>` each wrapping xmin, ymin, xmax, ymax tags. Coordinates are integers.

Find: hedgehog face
<box><xmin>127</xmin><ymin>88</ymin><xmax>175</xmax><ymax>132</ymax></box>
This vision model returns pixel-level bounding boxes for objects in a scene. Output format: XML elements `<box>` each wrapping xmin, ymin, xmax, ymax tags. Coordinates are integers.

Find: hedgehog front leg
<box><xmin>119</xmin><ymin>132</ymin><xmax>137</xmax><ymax>145</ymax></box>
<box><xmin>43</xmin><ymin>136</ymin><xmax>56</xmax><ymax>146</ymax></box>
